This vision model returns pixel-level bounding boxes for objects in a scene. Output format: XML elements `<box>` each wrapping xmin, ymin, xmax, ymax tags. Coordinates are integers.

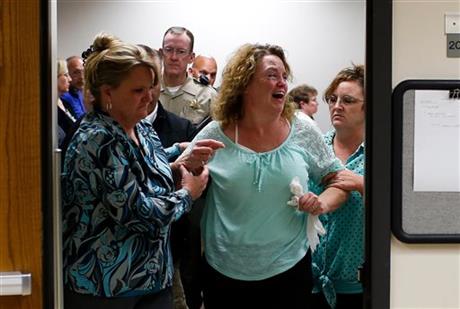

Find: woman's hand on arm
<box><xmin>179</xmin><ymin>165</ymin><xmax>210</xmax><ymax>201</ymax></box>
<box><xmin>297</xmin><ymin>187</ymin><xmax>347</xmax><ymax>215</ymax></box>
<box><xmin>175</xmin><ymin>139</ymin><xmax>225</xmax><ymax>173</ymax></box>
<box><xmin>178</xmin><ymin>142</ymin><xmax>190</xmax><ymax>153</ymax></box>
<box><xmin>327</xmin><ymin>169</ymin><xmax>364</xmax><ymax>196</ymax></box>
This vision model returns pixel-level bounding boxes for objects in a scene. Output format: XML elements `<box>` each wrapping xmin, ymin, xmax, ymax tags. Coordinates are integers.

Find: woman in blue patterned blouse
<box><xmin>61</xmin><ymin>33</ymin><xmax>223</xmax><ymax>309</ymax></box>
<box><xmin>311</xmin><ymin>64</ymin><xmax>366</xmax><ymax>309</ymax></box>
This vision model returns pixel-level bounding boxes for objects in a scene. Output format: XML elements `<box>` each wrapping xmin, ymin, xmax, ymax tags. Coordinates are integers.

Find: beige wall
<box><xmin>392</xmin><ymin>1</ymin><xmax>460</xmax><ymax>308</ymax></box>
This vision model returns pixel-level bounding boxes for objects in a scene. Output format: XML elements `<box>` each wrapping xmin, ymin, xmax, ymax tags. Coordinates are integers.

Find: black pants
<box><xmin>64</xmin><ymin>287</ymin><xmax>173</xmax><ymax>309</ymax></box>
<box><xmin>179</xmin><ymin>210</ymin><xmax>203</xmax><ymax>309</ymax></box>
<box><xmin>202</xmin><ymin>252</ymin><xmax>313</xmax><ymax>309</ymax></box>
<box><xmin>310</xmin><ymin>291</ymin><xmax>363</xmax><ymax>309</ymax></box>
<box><xmin>170</xmin><ymin>198</ymin><xmax>205</xmax><ymax>309</ymax></box>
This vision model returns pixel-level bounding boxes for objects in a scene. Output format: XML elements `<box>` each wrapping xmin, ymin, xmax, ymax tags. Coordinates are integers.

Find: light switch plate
<box><xmin>445</xmin><ymin>13</ymin><xmax>460</xmax><ymax>34</ymax></box>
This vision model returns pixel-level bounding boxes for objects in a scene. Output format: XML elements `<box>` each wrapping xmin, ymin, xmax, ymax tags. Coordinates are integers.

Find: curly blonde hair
<box><xmin>212</xmin><ymin>43</ymin><xmax>296</xmax><ymax>128</ymax></box>
<box><xmin>83</xmin><ymin>32</ymin><xmax>159</xmax><ymax>110</ymax></box>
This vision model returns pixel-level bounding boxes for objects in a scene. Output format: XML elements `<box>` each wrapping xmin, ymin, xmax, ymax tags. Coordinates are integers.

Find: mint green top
<box><xmin>191</xmin><ymin>115</ymin><xmax>343</xmax><ymax>281</ymax></box>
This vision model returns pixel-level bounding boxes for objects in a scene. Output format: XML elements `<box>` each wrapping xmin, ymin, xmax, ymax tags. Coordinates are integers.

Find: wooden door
<box><xmin>0</xmin><ymin>0</ymin><xmax>43</xmax><ymax>308</ymax></box>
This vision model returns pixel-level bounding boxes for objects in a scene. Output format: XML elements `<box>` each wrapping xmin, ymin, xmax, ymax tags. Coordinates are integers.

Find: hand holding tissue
<box><xmin>287</xmin><ymin>176</ymin><xmax>326</xmax><ymax>252</ymax></box>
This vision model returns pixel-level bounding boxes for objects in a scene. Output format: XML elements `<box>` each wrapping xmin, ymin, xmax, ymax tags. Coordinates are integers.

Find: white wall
<box><xmin>392</xmin><ymin>1</ymin><xmax>460</xmax><ymax>309</ymax></box>
<box><xmin>57</xmin><ymin>0</ymin><xmax>365</xmax><ymax>133</ymax></box>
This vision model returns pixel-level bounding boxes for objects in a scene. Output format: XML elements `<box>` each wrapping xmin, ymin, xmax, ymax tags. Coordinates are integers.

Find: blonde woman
<box><xmin>62</xmin><ymin>33</ymin><xmax>223</xmax><ymax>309</ymax></box>
<box><xmin>57</xmin><ymin>59</ymin><xmax>75</xmax><ymax>146</ymax></box>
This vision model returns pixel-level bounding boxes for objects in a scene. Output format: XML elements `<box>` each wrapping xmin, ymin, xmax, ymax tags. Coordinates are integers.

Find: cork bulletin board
<box><xmin>392</xmin><ymin>80</ymin><xmax>460</xmax><ymax>243</ymax></box>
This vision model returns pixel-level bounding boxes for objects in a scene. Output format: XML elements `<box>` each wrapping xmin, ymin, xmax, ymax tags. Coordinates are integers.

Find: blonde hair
<box><xmin>83</xmin><ymin>32</ymin><xmax>159</xmax><ymax>110</ymax></box>
<box><xmin>212</xmin><ymin>43</ymin><xmax>295</xmax><ymax>128</ymax></box>
<box><xmin>57</xmin><ymin>59</ymin><xmax>68</xmax><ymax>76</ymax></box>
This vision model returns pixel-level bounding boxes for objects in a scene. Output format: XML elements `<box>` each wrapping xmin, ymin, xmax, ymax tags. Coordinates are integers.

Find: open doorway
<box><xmin>42</xmin><ymin>0</ymin><xmax>392</xmax><ymax>308</ymax></box>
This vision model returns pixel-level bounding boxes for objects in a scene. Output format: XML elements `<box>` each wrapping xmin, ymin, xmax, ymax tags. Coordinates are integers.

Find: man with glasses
<box><xmin>60</xmin><ymin>56</ymin><xmax>86</xmax><ymax>119</ymax></box>
<box><xmin>160</xmin><ymin>26</ymin><xmax>217</xmax><ymax>127</ymax></box>
<box><xmin>159</xmin><ymin>26</ymin><xmax>217</xmax><ymax>309</ymax></box>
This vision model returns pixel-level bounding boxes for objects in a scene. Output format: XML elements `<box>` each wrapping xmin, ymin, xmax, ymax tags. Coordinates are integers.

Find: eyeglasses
<box><xmin>162</xmin><ymin>47</ymin><xmax>190</xmax><ymax>58</ymax></box>
<box><xmin>325</xmin><ymin>95</ymin><xmax>364</xmax><ymax>106</ymax></box>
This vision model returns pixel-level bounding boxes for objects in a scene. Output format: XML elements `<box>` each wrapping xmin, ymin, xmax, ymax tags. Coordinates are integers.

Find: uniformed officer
<box><xmin>159</xmin><ymin>26</ymin><xmax>216</xmax><ymax>309</ymax></box>
<box><xmin>160</xmin><ymin>26</ymin><xmax>217</xmax><ymax>126</ymax></box>
<box><xmin>160</xmin><ymin>75</ymin><xmax>216</xmax><ymax>125</ymax></box>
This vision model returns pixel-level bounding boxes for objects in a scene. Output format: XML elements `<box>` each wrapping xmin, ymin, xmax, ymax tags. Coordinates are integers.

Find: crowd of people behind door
<box><xmin>60</xmin><ymin>26</ymin><xmax>366</xmax><ymax>309</ymax></box>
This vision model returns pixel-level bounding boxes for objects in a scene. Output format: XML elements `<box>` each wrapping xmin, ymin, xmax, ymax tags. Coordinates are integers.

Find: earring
<box><xmin>106</xmin><ymin>99</ymin><xmax>112</xmax><ymax>112</ymax></box>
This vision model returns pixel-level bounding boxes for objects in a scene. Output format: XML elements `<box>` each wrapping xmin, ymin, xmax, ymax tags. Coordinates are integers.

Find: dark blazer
<box><xmin>58</xmin><ymin>106</ymin><xmax>77</xmax><ymax>148</ymax></box>
<box><xmin>151</xmin><ymin>101</ymin><xmax>198</xmax><ymax>264</ymax></box>
<box><xmin>152</xmin><ymin>102</ymin><xmax>197</xmax><ymax>156</ymax></box>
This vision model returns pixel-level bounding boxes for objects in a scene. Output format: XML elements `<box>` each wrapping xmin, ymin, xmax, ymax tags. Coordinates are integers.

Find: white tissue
<box><xmin>287</xmin><ymin>176</ymin><xmax>326</xmax><ymax>252</ymax></box>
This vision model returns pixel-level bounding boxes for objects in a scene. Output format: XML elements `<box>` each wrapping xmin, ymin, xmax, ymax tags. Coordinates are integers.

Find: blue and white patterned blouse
<box><xmin>311</xmin><ymin>130</ymin><xmax>365</xmax><ymax>308</ymax></box>
<box><xmin>61</xmin><ymin>111</ymin><xmax>192</xmax><ymax>297</ymax></box>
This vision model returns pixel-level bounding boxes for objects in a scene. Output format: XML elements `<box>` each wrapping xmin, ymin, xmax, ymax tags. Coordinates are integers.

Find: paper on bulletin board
<box><xmin>414</xmin><ymin>90</ymin><xmax>460</xmax><ymax>192</ymax></box>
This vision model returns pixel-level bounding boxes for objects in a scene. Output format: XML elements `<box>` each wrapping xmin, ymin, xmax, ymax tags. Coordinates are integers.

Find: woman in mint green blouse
<box><xmin>184</xmin><ymin>43</ymin><xmax>349</xmax><ymax>309</ymax></box>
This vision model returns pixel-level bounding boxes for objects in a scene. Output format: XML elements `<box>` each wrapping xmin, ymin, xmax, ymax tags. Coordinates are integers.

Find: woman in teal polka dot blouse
<box><xmin>311</xmin><ymin>64</ymin><xmax>366</xmax><ymax>309</ymax></box>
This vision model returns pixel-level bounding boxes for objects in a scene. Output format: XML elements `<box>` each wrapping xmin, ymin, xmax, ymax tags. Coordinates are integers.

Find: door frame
<box><xmin>364</xmin><ymin>1</ymin><xmax>392</xmax><ymax>308</ymax></box>
<box><xmin>41</xmin><ymin>0</ymin><xmax>56</xmax><ymax>308</ymax></box>
<box><xmin>40</xmin><ymin>0</ymin><xmax>393</xmax><ymax>308</ymax></box>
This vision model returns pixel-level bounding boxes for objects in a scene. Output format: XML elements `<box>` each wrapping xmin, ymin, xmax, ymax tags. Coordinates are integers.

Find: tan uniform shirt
<box><xmin>160</xmin><ymin>76</ymin><xmax>217</xmax><ymax>125</ymax></box>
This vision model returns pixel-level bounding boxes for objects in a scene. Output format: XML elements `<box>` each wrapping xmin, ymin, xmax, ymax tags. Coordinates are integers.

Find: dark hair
<box><xmin>324</xmin><ymin>64</ymin><xmax>365</xmax><ymax>102</ymax></box>
<box><xmin>162</xmin><ymin>26</ymin><xmax>195</xmax><ymax>52</ymax></box>
<box><xmin>288</xmin><ymin>84</ymin><xmax>318</xmax><ymax>109</ymax></box>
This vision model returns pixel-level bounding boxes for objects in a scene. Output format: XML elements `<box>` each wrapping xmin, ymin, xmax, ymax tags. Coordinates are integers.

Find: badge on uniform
<box><xmin>189</xmin><ymin>99</ymin><xmax>200</xmax><ymax>110</ymax></box>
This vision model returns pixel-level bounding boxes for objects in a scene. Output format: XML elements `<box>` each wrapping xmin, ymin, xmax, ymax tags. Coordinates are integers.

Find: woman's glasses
<box><xmin>325</xmin><ymin>95</ymin><xmax>364</xmax><ymax>106</ymax></box>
